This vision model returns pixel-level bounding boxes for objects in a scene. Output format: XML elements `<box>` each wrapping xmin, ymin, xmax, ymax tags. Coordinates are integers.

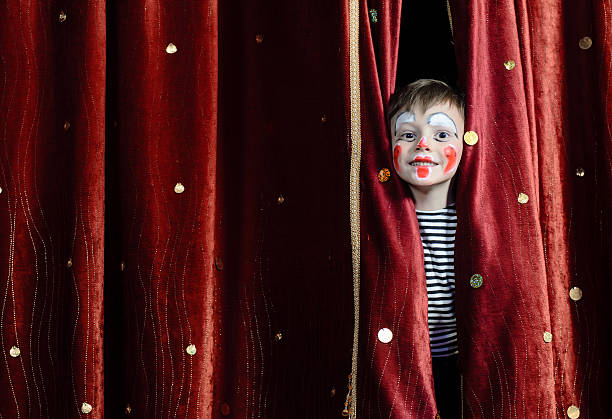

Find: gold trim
<box><xmin>446</xmin><ymin>0</ymin><xmax>454</xmax><ymax>41</ymax></box>
<box><xmin>347</xmin><ymin>0</ymin><xmax>361</xmax><ymax>417</ymax></box>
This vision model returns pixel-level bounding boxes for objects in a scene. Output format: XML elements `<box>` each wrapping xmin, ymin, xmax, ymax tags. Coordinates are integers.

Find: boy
<box><xmin>387</xmin><ymin>79</ymin><xmax>465</xmax><ymax>416</ymax></box>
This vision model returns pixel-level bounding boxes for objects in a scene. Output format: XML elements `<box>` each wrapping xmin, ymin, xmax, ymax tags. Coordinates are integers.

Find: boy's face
<box><xmin>390</xmin><ymin>102</ymin><xmax>464</xmax><ymax>189</ymax></box>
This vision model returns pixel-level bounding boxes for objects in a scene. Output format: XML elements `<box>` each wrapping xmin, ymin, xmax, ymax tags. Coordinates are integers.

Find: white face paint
<box><xmin>395</xmin><ymin>111</ymin><xmax>415</xmax><ymax>134</ymax></box>
<box><xmin>427</xmin><ymin>112</ymin><xmax>457</xmax><ymax>136</ymax></box>
<box><xmin>390</xmin><ymin>102</ymin><xmax>465</xmax><ymax>201</ymax></box>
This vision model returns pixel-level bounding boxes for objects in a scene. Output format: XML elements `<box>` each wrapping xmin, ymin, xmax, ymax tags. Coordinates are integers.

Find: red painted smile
<box><xmin>410</xmin><ymin>156</ymin><xmax>438</xmax><ymax>166</ymax></box>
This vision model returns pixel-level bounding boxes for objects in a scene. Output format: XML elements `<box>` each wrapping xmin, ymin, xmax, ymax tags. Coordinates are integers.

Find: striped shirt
<box><xmin>415</xmin><ymin>204</ymin><xmax>458</xmax><ymax>358</ymax></box>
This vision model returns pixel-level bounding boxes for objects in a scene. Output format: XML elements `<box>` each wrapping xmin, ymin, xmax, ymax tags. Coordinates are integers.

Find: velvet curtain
<box><xmin>360</xmin><ymin>0</ymin><xmax>612</xmax><ymax>417</ymax></box>
<box><xmin>452</xmin><ymin>1</ymin><xmax>612</xmax><ymax>417</ymax></box>
<box><xmin>0</xmin><ymin>1</ymin><xmax>106</xmax><ymax>417</ymax></box>
<box><xmin>1</xmin><ymin>1</ymin><xmax>610</xmax><ymax>418</ymax></box>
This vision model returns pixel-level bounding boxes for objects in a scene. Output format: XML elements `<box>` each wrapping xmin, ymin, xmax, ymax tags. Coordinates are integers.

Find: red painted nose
<box><xmin>417</xmin><ymin>136</ymin><xmax>429</xmax><ymax>148</ymax></box>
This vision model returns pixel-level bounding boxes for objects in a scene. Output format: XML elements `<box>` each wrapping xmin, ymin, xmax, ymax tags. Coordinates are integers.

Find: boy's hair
<box><xmin>387</xmin><ymin>79</ymin><xmax>465</xmax><ymax>131</ymax></box>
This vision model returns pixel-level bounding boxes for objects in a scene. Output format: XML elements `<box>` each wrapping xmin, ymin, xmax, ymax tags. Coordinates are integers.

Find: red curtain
<box><xmin>106</xmin><ymin>0</ymin><xmax>220</xmax><ymax>417</ymax></box>
<box><xmin>0</xmin><ymin>1</ymin><xmax>106</xmax><ymax>417</ymax></box>
<box><xmin>360</xmin><ymin>0</ymin><xmax>612</xmax><ymax>417</ymax></box>
<box><xmin>452</xmin><ymin>0</ymin><xmax>612</xmax><ymax>417</ymax></box>
<box><xmin>1</xmin><ymin>0</ymin><xmax>611</xmax><ymax>418</ymax></box>
<box><xmin>2</xmin><ymin>0</ymin><xmax>354</xmax><ymax>417</ymax></box>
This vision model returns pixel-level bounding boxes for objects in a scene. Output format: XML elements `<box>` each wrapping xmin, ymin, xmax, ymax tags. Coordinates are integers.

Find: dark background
<box><xmin>395</xmin><ymin>0</ymin><xmax>458</xmax><ymax>90</ymax></box>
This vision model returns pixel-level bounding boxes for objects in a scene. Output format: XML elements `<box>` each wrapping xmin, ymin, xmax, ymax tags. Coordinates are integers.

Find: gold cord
<box><xmin>446</xmin><ymin>0</ymin><xmax>454</xmax><ymax>42</ymax></box>
<box><xmin>345</xmin><ymin>0</ymin><xmax>362</xmax><ymax>417</ymax></box>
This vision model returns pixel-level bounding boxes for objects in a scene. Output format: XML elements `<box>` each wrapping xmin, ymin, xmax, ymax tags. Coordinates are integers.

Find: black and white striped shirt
<box><xmin>416</xmin><ymin>204</ymin><xmax>458</xmax><ymax>358</ymax></box>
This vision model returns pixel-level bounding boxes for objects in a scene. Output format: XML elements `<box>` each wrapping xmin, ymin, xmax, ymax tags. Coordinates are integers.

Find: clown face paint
<box><xmin>389</xmin><ymin>102</ymin><xmax>464</xmax><ymax>195</ymax></box>
<box><xmin>395</xmin><ymin>111</ymin><xmax>415</xmax><ymax>134</ymax></box>
<box><xmin>427</xmin><ymin>112</ymin><xmax>457</xmax><ymax>136</ymax></box>
<box><xmin>443</xmin><ymin>144</ymin><xmax>457</xmax><ymax>174</ymax></box>
<box><xmin>412</xmin><ymin>155</ymin><xmax>434</xmax><ymax>180</ymax></box>
<box><xmin>417</xmin><ymin>166</ymin><xmax>431</xmax><ymax>179</ymax></box>
<box><xmin>393</xmin><ymin>144</ymin><xmax>402</xmax><ymax>170</ymax></box>
<box><xmin>416</xmin><ymin>136</ymin><xmax>429</xmax><ymax>149</ymax></box>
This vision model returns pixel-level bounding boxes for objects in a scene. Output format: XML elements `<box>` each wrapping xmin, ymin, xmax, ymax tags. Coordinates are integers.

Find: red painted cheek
<box><xmin>393</xmin><ymin>145</ymin><xmax>402</xmax><ymax>171</ymax></box>
<box><xmin>417</xmin><ymin>167</ymin><xmax>430</xmax><ymax>179</ymax></box>
<box><xmin>443</xmin><ymin>146</ymin><xmax>457</xmax><ymax>174</ymax></box>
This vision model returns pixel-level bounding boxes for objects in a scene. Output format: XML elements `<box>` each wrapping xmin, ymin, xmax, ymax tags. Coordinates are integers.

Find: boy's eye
<box><xmin>398</xmin><ymin>132</ymin><xmax>416</xmax><ymax>141</ymax></box>
<box><xmin>435</xmin><ymin>131</ymin><xmax>451</xmax><ymax>141</ymax></box>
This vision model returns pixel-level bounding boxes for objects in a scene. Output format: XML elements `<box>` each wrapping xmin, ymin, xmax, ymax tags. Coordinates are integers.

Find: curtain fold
<box><xmin>214</xmin><ymin>1</ymin><xmax>354</xmax><ymax>417</ymax></box>
<box><xmin>450</xmin><ymin>0</ymin><xmax>612</xmax><ymax>416</ymax></box>
<box><xmin>0</xmin><ymin>1</ymin><xmax>105</xmax><ymax>417</ymax></box>
<box><xmin>106</xmin><ymin>0</ymin><xmax>219</xmax><ymax>417</ymax></box>
<box><xmin>358</xmin><ymin>0</ymin><xmax>442</xmax><ymax>416</ymax></box>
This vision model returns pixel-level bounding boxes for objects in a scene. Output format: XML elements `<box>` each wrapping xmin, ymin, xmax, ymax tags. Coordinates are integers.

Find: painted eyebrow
<box><xmin>427</xmin><ymin>112</ymin><xmax>457</xmax><ymax>135</ymax></box>
<box><xmin>394</xmin><ymin>111</ymin><xmax>415</xmax><ymax>134</ymax></box>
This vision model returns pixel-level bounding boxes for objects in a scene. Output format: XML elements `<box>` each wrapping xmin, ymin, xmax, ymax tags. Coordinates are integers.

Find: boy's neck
<box><xmin>409</xmin><ymin>180</ymin><xmax>455</xmax><ymax>211</ymax></box>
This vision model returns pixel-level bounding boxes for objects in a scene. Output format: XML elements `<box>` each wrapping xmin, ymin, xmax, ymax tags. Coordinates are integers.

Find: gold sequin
<box><xmin>504</xmin><ymin>60</ymin><xmax>515</xmax><ymax>70</ymax></box>
<box><xmin>186</xmin><ymin>344</ymin><xmax>197</xmax><ymax>356</ymax></box>
<box><xmin>321</xmin><ymin>115</ymin><xmax>328</xmax><ymax>124</ymax></box>
<box><xmin>125</xmin><ymin>404</ymin><xmax>132</xmax><ymax>414</ymax></box>
<box><xmin>81</xmin><ymin>402</ymin><xmax>93</xmax><ymax>414</ymax></box>
<box><xmin>174</xmin><ymin>183</ymin><xmax>185</xmax><ymax>194</ymax></box>
<box><xmin>274</xmin><ymin>332</ymin><xmax>283</xmax><ymax>342</ymax></box>
<box><xmin>575</xmin><ymin>167</ymin><xmax>585</xmax><ymax>177</ymax></box>
<box><xmin>165</xmin><ymin>43</ymin><xmax>178</xmax><ymax>54</ymax></box>
<box><xmin>578</xmin><ymin>37</ymin><xmax>592</xmax><ymax>50</ymax></box>
<box><xmin>276</xmin><ymin>195</ymin><xmax>285</xmax><ymax>205</ymax></box>
<box><xmin>214</xmin><ymin>257</ymin><xmax>224</xmax><ymax>271</ymax></box>
<box><xmin>567</xmin><ymin>405</ymin><xmax>580</xmax><ymax>418</ymax></box>
<box><xmin>378</xmin><ymin>168</ymin><xmax>391</xmax><ymax>183</ymax></box>
<box><xmin>518</xmin><ymin>193</ymin><xmax>529</xmax><ymax>204</ymax></box>
<box><xmin>543</xmin><ymin>331</ymin><xmax>553</xmax><ymax>343</ymax></box>
<box><xmin>0</xmin><ymin>186</ymin><xmax>3</xmax><ymax>194</ymax></box>
<box><xmin>255</xmin><ymin>34</ymin><xmax>264</xmax><ymax>44</ymax></box>
<box><xmin>463</xmin><ymin>131</ymin><xmax>478</xmax><ymax>145</ymax></box>
<box><xmin>569</xmin><ymin>287</ymin><xmax>583</xmax><ymax>301</ymax></box>
<box><xmin>63</xmin><ymin>121</ymin><xmax>71</xmax><ymax>131</ymax></box>
<box><xmin>120</xmin><ymin>261</ymin><xmax>126</xmax><ymax>271</ymax></box>
<box><xmin>377</xmin><ymin>328</ymin><xmax>393</xmax><ymax>343</ymax></box>
<box><xmin>220</xmin><ymin>402</ymin><xmax>231</xmax><ymax>416</ymax></box>
<box><xmin>59</xmin><ymin>11</ymin><xmax>67</xmax><ymax>22</ymax></box>
<box><xmin>66</xmin><ymin>258</ymin><xmax>73</xmax><ymax>268</ymax></box>
<box><xmin>9</xmin><ymin>346</ymin><xmax>20</xmax><ymax>358</ymax></box>
<box><xmin>330</xmin><ymin>387</ymin><xmax>336</xmax><ymax>397</ymax></box>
